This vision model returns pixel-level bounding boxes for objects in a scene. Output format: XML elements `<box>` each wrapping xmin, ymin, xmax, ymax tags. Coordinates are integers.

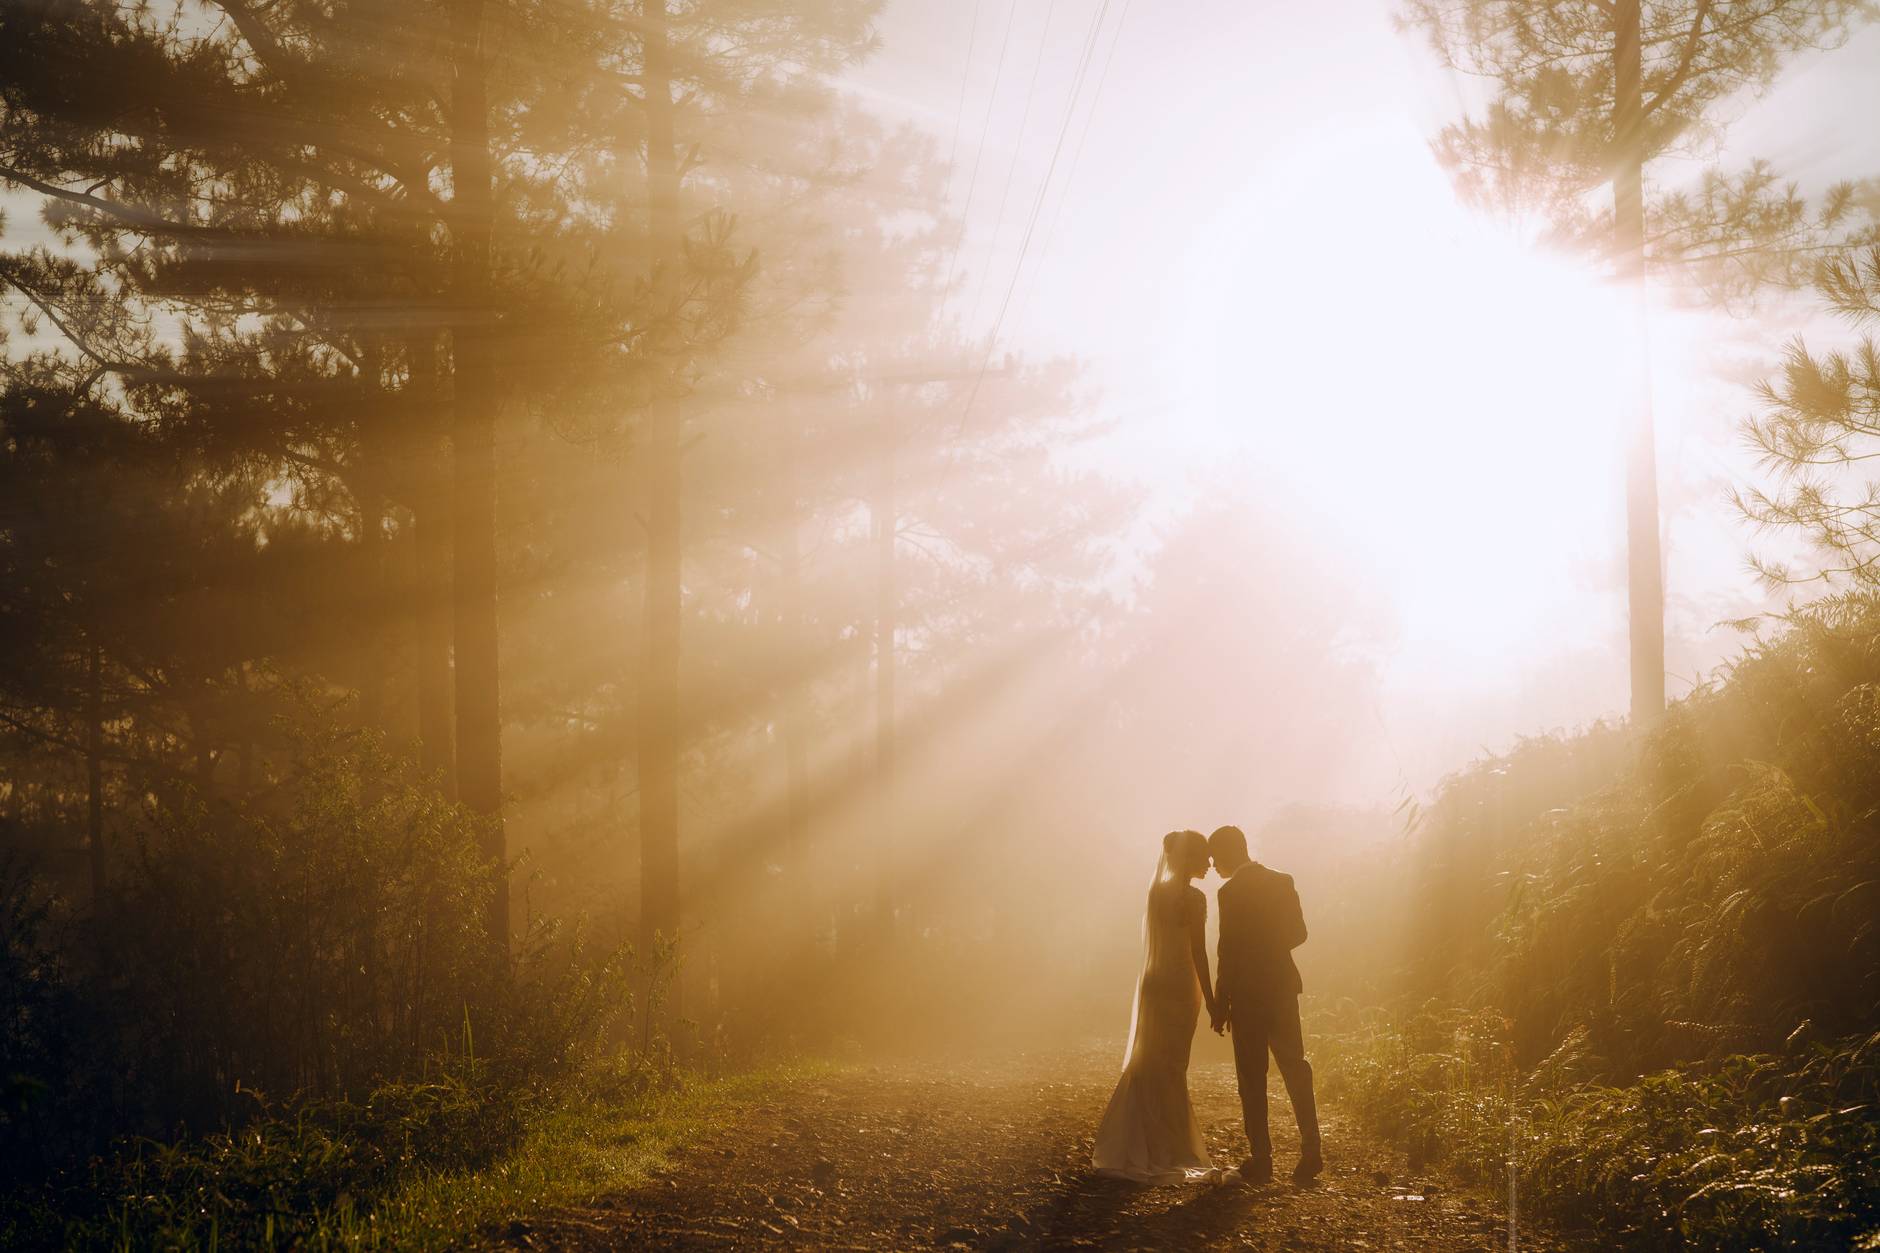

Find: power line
<box><xmin>1012</xmin><ymin>0</ymin><xmax>1132</xmax><ymax>330</ymax></box>
<box><xmin>1020</xmin><ymin>0</ymin><xmax>1113</xmax><ymax>287</ymax></box>
<box><xmin>964</xmin><ymin>0</ymin><xmax>1060</xmax><ymax>331</ymax></box>
<box><xmin>1062</xmin><ymin>0</ymin><xmax>1131</xmax><ymax>219</ymax></box>
<box><xmin>941</xmin><ymin>0</ymin><xmax>1019</xmax><ymax>300</ymax></box>
<box><xmin>941</xmin><ymin>0</ymin><xmax>983</xmax><ymax>186</ymax></box>
<box><xmin>957</xmin><ymin>0</ymin><xmax>1112</xmax><ymax>438</ymax></box>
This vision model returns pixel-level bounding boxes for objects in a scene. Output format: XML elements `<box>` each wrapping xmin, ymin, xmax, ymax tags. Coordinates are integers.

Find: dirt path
<box><xmin>499</xmin><ymin>1047</ymin><xmax>1556</xmax><ymax>1251</ymax></box>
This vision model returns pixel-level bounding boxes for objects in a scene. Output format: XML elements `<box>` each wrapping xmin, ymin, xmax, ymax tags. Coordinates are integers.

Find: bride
<box><xmin>1092</xmin><ymin>828</ymin><xmax>1220</xmax><ymax>1183</ymax></box>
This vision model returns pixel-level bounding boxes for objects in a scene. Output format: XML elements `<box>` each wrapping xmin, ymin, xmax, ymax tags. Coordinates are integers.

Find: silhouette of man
<box><xmin>1208</xmin><ymin>824</ymin><xmax>1323</xmax><ymax>1185</ymax></box>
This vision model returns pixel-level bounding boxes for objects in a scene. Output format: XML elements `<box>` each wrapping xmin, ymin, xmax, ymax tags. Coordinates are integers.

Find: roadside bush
<box><xmin>1319</xmin><ymin>596</ymin><xmax>1880</xmax><ymax>1247</ymax></box>
<box><xmin>1321</xmin><ymin>1010</ymin><xmax>1880</xmax><ymax>1249</ymax></box>
<box><xmin>91</xmin><ymin>722</ymin><xmax>502</xmax><ymax>1137</ymax></box>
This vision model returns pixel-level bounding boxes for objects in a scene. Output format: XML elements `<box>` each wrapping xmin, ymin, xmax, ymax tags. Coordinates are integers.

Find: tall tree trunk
<box><xmin>410</xmin><ymin>335</ymin><xmax>456</xmax><ymax>793</ymax></box>
<box><xmin>449</xmin><ymin>0</ymin><xmax>508</xmax><ymax>953</ymax></box>
<box><xmin>838</xmin><ymin>631</ymin><xmax>871</xmax><ymax>958</ymax></box>
<box><xmin>638</xmin><ymin>0</ymin><xmax>684</xmax><ymax>952</ymax></box>
<box><xmin>778</xmin><ymin>435</ymin><xmax>808</xmax><ymax>877</ymax></box>
<box><xmin>358</xmin><ymin>340</ymin><xmax>388</xmax><ymax>730</ymax></box>
<box><xmin>640</xmin><ymin>407</ymin><xmax>683</xmax><ymax>950</ymax></box>
<box><xmin>194</xmin><ymin>709</ymin><xmax>216</xmax><ymax>792</ymax></box>
<box><xmin>85</xmin><ymin>644</ymin><xmax>105</xmax><ymax>912</ymax></box>
<box><xmin>872</xmin><ymin>429</ymin><xmax>895</xmax><ymax>941</ymax></box>
<box><xmin>780</xmin><ymin>518</ymin><xmax>809</xmax><ymax>876</ymax></box>
<box><xmin>1613</xmin><ymin>0</ymin><xmax>1665</xmax><ymax>725</ymax></box>
<box><xmin>236</xmin><ymin>660</ymin><xmax>256</xmax><ymax>793</ymax></box>
<box><xmin>359</xmin><ymin>491</ymin><xmax>388</xmax><ymax>729</ymax></box>
<box><xmin>777</xmin><ymin>451</ymin><xmax>815</xmax><ymax>984</ymax></box>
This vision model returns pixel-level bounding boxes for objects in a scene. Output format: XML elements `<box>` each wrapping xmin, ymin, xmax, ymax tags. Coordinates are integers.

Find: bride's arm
<box><xmin>1187</xmin><ymin>895</ymin><xmax>1217</xmax><ymax>1018</ymax></box>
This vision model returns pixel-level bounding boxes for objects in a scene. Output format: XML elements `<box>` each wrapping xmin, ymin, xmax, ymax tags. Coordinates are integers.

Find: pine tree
<box><xmin>1740</xmin><ymin>242</ymin><xmax>1880</xmax><ymax>588</ymax></box>
<box><xmin>598</xmin><ymin>0</ymin><xmax>880</xmax><ymax>951</ymax></box>
<box><xmin>1402</xmin><ymin>0</ymin><xmax>1871</xmax><ymax>723</ymax></box>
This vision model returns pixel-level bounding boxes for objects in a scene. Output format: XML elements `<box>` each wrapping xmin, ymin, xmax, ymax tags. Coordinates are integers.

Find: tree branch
<box><xmin>1643</xmin><ymin>0</ymin><xmax>1715</xmax><ymax>118</ymax></box>
<box><xmin>0</xmin><ymin>166</ymin><xmax>191</xmax><ymax>234</ymax></box>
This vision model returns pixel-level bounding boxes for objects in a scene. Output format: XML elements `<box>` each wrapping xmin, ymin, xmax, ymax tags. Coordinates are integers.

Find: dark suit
<box><xmin>1216</xmin><ymin>862</ymin><xmax>1320</xmax><ymax>1166</ymax></box>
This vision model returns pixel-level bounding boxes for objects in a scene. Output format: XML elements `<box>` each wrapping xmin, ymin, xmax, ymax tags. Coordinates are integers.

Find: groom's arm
<box><xmin>1282</xmin><ymin>875</ymin><xmax>1307</xmax><ymax>950</ymax></box>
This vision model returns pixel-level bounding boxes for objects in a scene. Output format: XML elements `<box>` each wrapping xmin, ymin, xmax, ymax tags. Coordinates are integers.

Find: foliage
<box><xmin>1322</xmin><ymin>1007</ymin><xmax>1880</xmax><ymax>1249</ymax></box>
<box><xmin>1</xmin><ymin>870</ymin><xmax>679</xmax><ymax>1250</ymax></box>
<box><xmin>1318</xmin><ymin>595</ymin><xmax>1880</xmax><ymax>1245</ymax></box>
<box><xmin>0</xmin><ymin>717</ymin><xmax>638</xmax><ymax>1181</ymax></box>
<box><xmin>1741</xmin><ymin>244</ymin><xmax>1880</xmax><ymax>587</ymax></box>
<box><xmin>1401</xmin><ymin>0</ymin><xmax>1868</xmax><ymax>261</ymax></box>
<box><xmin>1399</xmin><ymin>598</ymin><xmax>1880</xmax><ymax>1073</ymax></box>
<box><xmin>105</xmin><ymin>720</ymin><xmax>500</xmax><ymax>1124</ymax></box>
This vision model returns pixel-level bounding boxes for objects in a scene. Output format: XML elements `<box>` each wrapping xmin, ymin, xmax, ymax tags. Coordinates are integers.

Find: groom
<box><xmin>1208</xmin><ymin>824</ymin><xmax>1323</xmax><ymax>1185</ymax></box>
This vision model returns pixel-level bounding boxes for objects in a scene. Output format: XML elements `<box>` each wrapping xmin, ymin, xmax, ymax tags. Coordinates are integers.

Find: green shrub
<box><xmin>94</xmin><ymin>720</ymin><xmax>502</xmax><ymax>1134</ymax></box>
<box><xmin>1395</xmin><ymin>598</ymin><xmax>1880</xmax><ymax>1081</ymax></box>
<box><xmin>0</xmin><ymin>941</ymin><xmax>675</xmax><ymax>1250</ymax></box>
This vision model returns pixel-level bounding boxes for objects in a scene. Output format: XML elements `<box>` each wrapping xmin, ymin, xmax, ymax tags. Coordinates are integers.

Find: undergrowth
<box><xmin>1319</xmin><ymin>597</ymin><xmax>1880</xmax><ymax>1249</ymax></box>
<box><xmin>1320</xmin><ymin>1006</ymin><xmax>1880</xmax><ymax>1249</ymax></box>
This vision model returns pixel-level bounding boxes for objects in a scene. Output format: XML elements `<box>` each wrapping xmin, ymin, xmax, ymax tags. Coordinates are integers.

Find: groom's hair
<box><xmin>1207</xmin><ymin>825</ymin><xmax>1249</xmax><ymax>862</ymax></box>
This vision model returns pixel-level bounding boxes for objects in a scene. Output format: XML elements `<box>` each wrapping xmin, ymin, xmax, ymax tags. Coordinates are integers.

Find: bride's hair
<box><xmin>1160</xmin><ymin>829</ymin><xmax>1207</xmax><ymax>879</ymax></box>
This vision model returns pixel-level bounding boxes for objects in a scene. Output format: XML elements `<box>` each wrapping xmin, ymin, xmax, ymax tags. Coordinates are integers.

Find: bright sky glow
<box><xmin>850</xmin><ymin>0</ymin><xmax>1880</xmax><ymax>799</ymax></box>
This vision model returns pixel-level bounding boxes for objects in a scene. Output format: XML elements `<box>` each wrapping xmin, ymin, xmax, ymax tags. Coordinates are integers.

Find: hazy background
<box><xmin>848</xmin><ymin>0</ymin><xmax>1880</xmax><ymax>800</ymax></box>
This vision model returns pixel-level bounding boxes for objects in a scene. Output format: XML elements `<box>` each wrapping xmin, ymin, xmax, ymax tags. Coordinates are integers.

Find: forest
<box><xmin>1</xmin><ymin>0</ymin><xmax>1878</xmax><ymax>1248</ymax></box>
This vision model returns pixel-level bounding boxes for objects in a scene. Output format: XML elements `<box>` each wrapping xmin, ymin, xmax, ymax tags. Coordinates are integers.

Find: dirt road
<box><xmin>500</xmin><ymin>1047</ymin><xmax>1556</xmax><ymax>1251</ymax></box>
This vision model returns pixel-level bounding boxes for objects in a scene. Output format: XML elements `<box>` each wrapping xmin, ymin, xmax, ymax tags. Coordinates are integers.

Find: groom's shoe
<box><xmin>1291</xmin><ymin>1152</ymin><xmax>1324</xmax><ymax>1184</ymax></box>
<box><xmin>1238</xmin><ymin>1158</ymin><xmax>1273</xmax><ymax>1185</ymax></box>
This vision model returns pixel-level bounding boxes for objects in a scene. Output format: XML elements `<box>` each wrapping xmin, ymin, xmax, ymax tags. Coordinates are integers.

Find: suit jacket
<box><xmin>1217</xmin><ymin>862</ymin><xmax>1307</xmax><ymax>1006</ymax></box>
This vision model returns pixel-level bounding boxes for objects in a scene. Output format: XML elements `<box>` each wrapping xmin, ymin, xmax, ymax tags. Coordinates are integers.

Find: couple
<box><xmin>1091</xmin><ymin>825</ymin><xmax>1323</xmax><ymax>1186</ymax></box>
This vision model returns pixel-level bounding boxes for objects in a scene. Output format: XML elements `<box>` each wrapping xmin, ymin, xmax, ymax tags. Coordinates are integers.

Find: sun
<box><xmin>1178</xmin><ymin>115</ymin><xmax>1642</xmax><ymax>683</ymax></box>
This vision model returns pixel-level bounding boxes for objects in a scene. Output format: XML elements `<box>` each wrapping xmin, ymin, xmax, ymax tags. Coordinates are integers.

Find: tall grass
<box><xmin>1320</xmin><ymin>1009</ymin><xmax>1880</xmax><ymax>1249</ymax></box>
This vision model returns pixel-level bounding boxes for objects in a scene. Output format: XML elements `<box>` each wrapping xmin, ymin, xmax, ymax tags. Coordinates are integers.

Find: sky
<box><xmin>844</xmin><ymin>0</ymin><xmax>1880</xmax><ymax>802</ymax></box>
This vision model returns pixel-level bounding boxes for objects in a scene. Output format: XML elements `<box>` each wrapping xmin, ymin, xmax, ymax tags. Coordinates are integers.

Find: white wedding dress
<box><xmin>1091</xmin><ymin>871</ymin><xmax>1215</xmax><ymax>1183</ymax></box>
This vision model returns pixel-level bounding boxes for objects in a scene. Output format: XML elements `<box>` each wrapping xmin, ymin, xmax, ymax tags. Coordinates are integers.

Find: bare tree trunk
<box><xmin>872</xmin><ymin>429</ymin><xmax>895</xmax><ymax>941</ymax></box>
<box><xmin>640</xmin><ymin>404</ymin><xmax>683</xmax><ymax>950</ymax></box>
<box><xmin>359</xmin><ymin>491</ymin><xmax>388</xmax><ymax>730</ymax></box>
<box><xmin>837</xmin><ymin>632</ymin><xmax>871</xmax><ymax>960</ymax></box>
<box><xmin>189</xmin><ymin>683</ymin><xmax>218</xmax><ymax>792</ymax></box>
<box><xmin>358</xmin><ymin>339</ymin><xmax>388</xmax><ymax>731</ymax></box>
<box><xmin>236</xmin><ymin>660</ymin><xmax>256</xmax><ymax>793</ymax></box>
<box><xmin>86</xmin><ymin>644</ymin><xmax>105</xmax><ymax>911</ymax></box>
<box><xmin>778</xmin><ymin>437</ymin><xmax>809</xmax><ymax>876</ymax></box>
<box><xmin>781</xmin><ymin>525</ymin><xmax>809</xmax><ymax>875</ymax></box>
<box><xmin>414</xmin><ymin>477</ymin><xmax>456</xmax><ymax>792</ymax></box>
<box><xmin>777</xmin><ymin>449</ymin><xmax>816</xmax><ymax>990</ymax></box>
<box><xmin>1613</xmin><ymin>0</ymin><xmax>1665</xmax><ymax>725</ymax></box>
<box><xmin>638</xmin><ymin>0</ymin><xmax>684</xmax><ymax>954</ymax></box>
<box><xmin>410</xmin><ymin>335</ymin><xmax>456</xmax><ymax>793</ymax></box>
<box><xmin>449</xmin><ymin>0</ymin><xmax>508</xmax><ymax>953</ymax></box>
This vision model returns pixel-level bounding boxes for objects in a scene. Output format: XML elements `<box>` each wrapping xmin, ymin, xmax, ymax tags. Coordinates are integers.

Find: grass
<box><xmin>334</xmin><ymin>1060</ymin><xmax>828</xmax><ymax>1250</ymax></box>
<box><xmin>4</xmin><ymin>1056</ymin><xmax>828</xmax><ymax>1251</ymax></box>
